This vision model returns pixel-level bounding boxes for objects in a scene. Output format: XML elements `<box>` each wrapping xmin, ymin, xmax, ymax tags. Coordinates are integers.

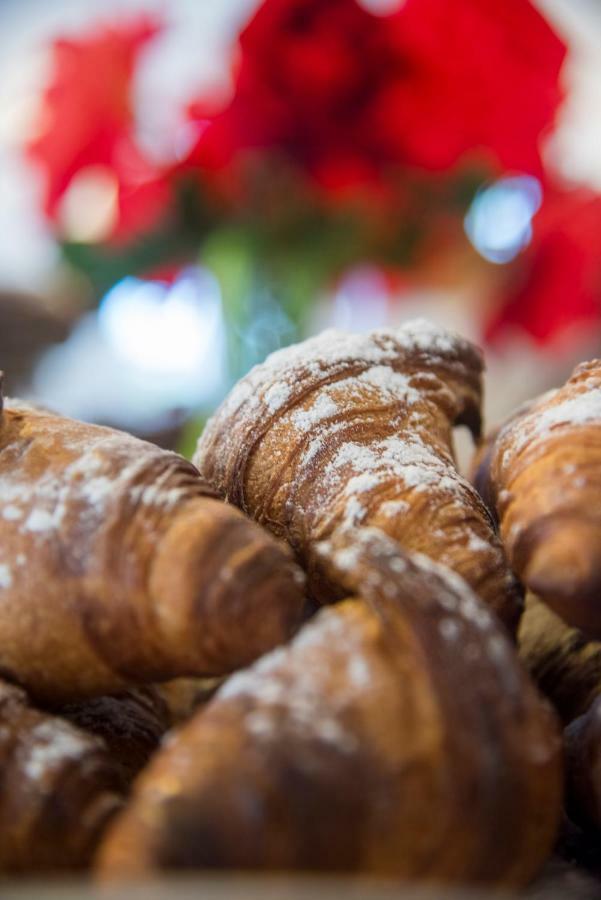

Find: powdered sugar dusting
<box><xmin>0</xmin><ymin>564</ymin><xmax>12</xmax><ymax>588</ymax></box>
<box><xmin>264</xmin><ymin>381</ymin><xmax>292</xmax><ymax>413</ymax></box>
<box><xmin>347</xmin><ymin>655</ymin><xmax>372</xmax><ymax>688</ymax></box>
<box><xmin>322</xmin><ymin>433</ymin><xmax>481</xmax><ymax>534</ymax></box>
<box><xmin>1</xmin><ymin>404</ymin><xmax>191</xmax><ymax>547</ymax></box>
<box><xmin>211</xmin><ymin>325</ymin><xmax>484</xmax><ymax>556</ymax></box>
<box><xmin>504</xmin><ymin>384</ymin><xmax>601</xmax><ymax>465</ymax></box>
<box><xmin>196</xmin><ymin>322</ymin><xmax>504</xmax><ymax>627</ymax></box>
<box><xmin>321</xmin><ymin>542</ymin><xmax>362</xmax><ymax>574</ymax></box>
<box><xmin>2</xmin><ymin>505</ymin><xmax>22</xmax><ymax>521</ymax></box>
<box><xmin>201</xmin><ymin>319</ymin><xmax>475</xmax><ymax>445</ymax></box>
<box><xmin>291</xmin><ymin>393</ymin><xmax>339</xmax><ymax>430</ymax></box>
<box><xmin>357</xmin><ymin>365</ymin><xmax>421</xmax><ymax>403</ymax></box>
<box><xmin>24</xmin><ymin>506</ymin><xmax>65</xmax><ymax>533</ymax></box>
<box><xmin>466</xmin><ymin>533</ymin><xmax>492</xmax><ymax>554</ymax></box>
<box><xmin>22</xmin><ymin>719</ymin><xmax>93</xmax><ymax>783</ymax></box>
<box><xmin>217</xmin><ymin>605</ymin><xmax>381</xmax><ymax>754</ymax></box>
<box><xmin>379</xmin><ymin>499</ymin><xmax>410</xmax><ymax>518</ymax></box>
<box><xmin>439</xmin><ymin>617</ymin><xmax>462</xmax><ymax>641</ymax></box>
<box><xmin>394</xmin><ymin>318</ymin><xmax>460</xmax><ymax>356</ymax></box>
<box><xmin>321</xmin><ymin>527</ymin><xmax>514</xmax><ymax>681</ymax></box>
<box><xmin>129</xmin><ymin>483</ymin><xmax>189</xmax><ymax>510</ymax></box>
<box><xmin>80</xmin><ymin>477</ymin><xmax>114</xmax><ymax>506</ymax></box>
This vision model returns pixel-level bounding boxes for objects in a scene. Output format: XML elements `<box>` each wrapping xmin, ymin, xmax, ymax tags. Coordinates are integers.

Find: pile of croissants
<box><xmin>1</xmin><ymin>319</ymin><xmax>601</xmax><ymax>889</ymax></box>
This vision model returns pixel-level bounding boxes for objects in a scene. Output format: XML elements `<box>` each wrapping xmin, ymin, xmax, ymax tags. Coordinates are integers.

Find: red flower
<box><xmin>486</xmin><ymin>187</ymin><xmax>601</xmax><ymax>345</ymax></box>
<box><xmin>26</xmin><ymin>16</ymin><xmax>170</xmax><ymax>243</ymax></box>
<box><xmin>187</xmin><ymin>0</ymin><xmax>566</xmax><ymax>187</ymax></box>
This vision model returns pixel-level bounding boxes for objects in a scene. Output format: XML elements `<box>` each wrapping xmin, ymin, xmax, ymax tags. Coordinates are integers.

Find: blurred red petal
<box><xmin>26</xmin><ymin>15</ymin><xmax>165</xmax><ymax>240</ymax></box>
<box><xmin>186</xmin><ymin>0</ymin><xmax>566</xmax><ymax>190</ymax></box>
<box><xmin>486</xmin><ymin>188</ymin><xmax>601</xmax><ymax>345</ymax></box>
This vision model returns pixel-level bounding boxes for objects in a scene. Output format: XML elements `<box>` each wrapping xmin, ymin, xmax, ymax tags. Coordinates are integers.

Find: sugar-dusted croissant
<box><xmin>56</xmin><ymin>688</ymin><xmax>171</xmax><ymax>783</ymax></box>
<box><xmin>0</xmin><ymin>678</ymin><xmax>122</xmax><ymax>873</ymax></box>
<box><xmin>97</xmin><ymin>528</ymin><xmax>560</xmax><ymax>886</ymax></box>
<box><xmin>519</xmin><ymin>593</ymin><xmax>601</xmax><ymax>724</ymax></box>
<box><xmin>194</xmin><ymin>321</ymin><xmax>521</xmax><ymax>632</ymax></box>
<box><xmin>473</xmin><ymin>360</ymin><xmax>601</xmax><ymax>635</ymax></box>
<box><xmin>0</xmin><ymin>388</ymin><xmax>305</xmax><ymax>702</ymax></box>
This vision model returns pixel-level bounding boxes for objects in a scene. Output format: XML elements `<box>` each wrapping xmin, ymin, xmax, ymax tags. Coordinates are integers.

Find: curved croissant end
<box><xmin>195</xmin><ymin>321</ymin><xmax>520</xmax><ymax>631</ymax></box>
<box><xmin>0</xmin><ymin>401</ymin><xmax>305</xmax><ymax>702</ymax></box>
<box><xmin>96</xmin><ymin>528</ymin><xmax>560</xmax><ymax>887</ymax></box>
<box><xmin>475</xmin><ymin>361</ymin><xmax>601</xmax><ymax>636</ymax></box>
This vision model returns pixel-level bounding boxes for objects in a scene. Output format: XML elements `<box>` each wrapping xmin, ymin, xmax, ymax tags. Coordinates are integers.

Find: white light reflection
<box><xmin>464</xmin><ymin>176</ymin><xmax>543</xmax><ymax>265</ymax></box>
<box><xmin>358</xmin><ymin>0</ymin><xmax>406</xmax><ymax>14</ymax></box>
<box><xmin>58</xmin><ymin>165</ymin><xmax>119</xmax><ymax>243</ymax></box>
<box><xmin>33</xmin><ymin>268</ymin><xmax>226</xmax><ymax>430</ymax></box>
<box><xmin>98</xmin><ymin>271</ymin><xmax>222</xmax><ymax>379</ymax></box>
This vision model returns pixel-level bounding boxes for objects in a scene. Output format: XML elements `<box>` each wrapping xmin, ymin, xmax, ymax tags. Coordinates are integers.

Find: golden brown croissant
<box><xmin>519</xmin><ymin>593</ymin><xmax>601</xmax><ymax>725</ymax></box>
<box><xmin>194</xmin><ymin>321</ymin><xmax>521</xmax><ymax>632</ymax></box>
<box><xmin>473</xmin><ymin>360</ymin><xmax>601</xmax><ymax>635</ymax></box>
<box><xmin>56</xmin><ymin>687</ymin><xmax>171</xmax><ymax>783</ymax></box>
<box><xmin>0</xmin><ymin>389</ymin><xmax>305</xmax><ymax>702</ymax></box>
<box><xmin>0</xmin><ymin>678</ymin><xmax>122</xmax><ymax>873</ymax></box>
<box><xmin>97</xmin><ymin>528</ymin><xmax>560</xmax><ymax>886</ymax></box>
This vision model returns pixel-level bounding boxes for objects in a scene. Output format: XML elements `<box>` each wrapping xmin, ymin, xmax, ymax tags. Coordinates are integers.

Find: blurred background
<box><xmin>1</xmin><ymin>0</ymin><xmax>601</xmax><ymax>453</ymax></box>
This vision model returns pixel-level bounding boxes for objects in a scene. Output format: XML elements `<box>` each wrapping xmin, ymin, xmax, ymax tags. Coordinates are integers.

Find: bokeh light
<box><xmin>33</xmin><ymin>267</ymin><xmax>226</xmax><ymax>428</ymax></box>
<box><xmin>465</xmin><ymin>175</ymin><xmax>543</xmax><ymax>265</ymax></box>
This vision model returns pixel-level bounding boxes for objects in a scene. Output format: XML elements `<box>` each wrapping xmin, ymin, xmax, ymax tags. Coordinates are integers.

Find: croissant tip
<box><xmin>523</xmin><ymin>522</ymin><xmax>601</xmax><ymax>633</ymax></box>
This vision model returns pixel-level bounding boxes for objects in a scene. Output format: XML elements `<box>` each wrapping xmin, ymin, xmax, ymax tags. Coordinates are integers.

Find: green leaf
<box><xmin>177</xmin><ymin>413</ymin><xmax>207</xmax><ymax>460</ymax></box>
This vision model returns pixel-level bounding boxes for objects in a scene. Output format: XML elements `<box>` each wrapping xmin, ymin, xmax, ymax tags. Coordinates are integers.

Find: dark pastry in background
<box><xmin>0</xmin><ymin>679</ymin><xmax>122</xmax><ymax>873</ymax></box>
<box><xmin>57</xmin><ymin>688</ymin><xmax>171</xmax><ymax>784</ymax></box>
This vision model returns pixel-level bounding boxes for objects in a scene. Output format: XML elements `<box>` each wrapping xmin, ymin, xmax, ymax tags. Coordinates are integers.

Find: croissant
<box><xmin>0</xmin><ymin>388</ymin><xmax>305</xmax><ymax>702</ymax></box>
<box><xmin>473</xmin><ymin>360</ymin><xmax>601</xmax><ymax>635</ymax></box>
<box><xmin>194</xmin><ymin>320</ymin><xmax>521</xmax><ymax>632</ymax></box>
<box><xmin>0</xmin><ymin>678</ymin><xmax>122</xmax><ymax>873</ymax></box>
<box><xmin>97</xmin><ymin>528</ymin><xmax>561</xmax><ymax>886</ymax></box>
<box><xmin>56</xmin><ymin>687</ymin><xmax>171</xmax><ymax>783</ymax></box>
<box><xmin>519</xmin><ymin>593</ymin><xmax>601</xmax><ymax>724</ymax></box>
